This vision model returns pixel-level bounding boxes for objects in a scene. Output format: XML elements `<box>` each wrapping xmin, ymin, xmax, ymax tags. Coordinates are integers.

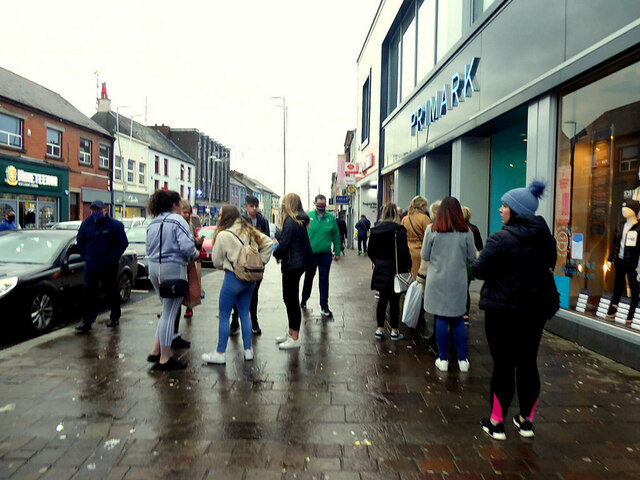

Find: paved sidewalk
<box><xmin>1</xmin><ymin>251</ymin><xmax>640</xmax><ymax>479</ymax></box>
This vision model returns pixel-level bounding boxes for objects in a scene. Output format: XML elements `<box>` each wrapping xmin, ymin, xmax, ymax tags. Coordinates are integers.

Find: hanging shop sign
<box><xmin>345</xmin><ymin>163</ymin><xmax>360</xmax><ymax>175</ymax></box>
<box><xmin>5</xmin><ymin>164</ymin><xmax>59</xmax><ymax>188</ymax></box>
<box><xmin>410</xmin><ymin>57</ymin><xmax>480</xmax><ymax>136</ymax></box>
<box><xmin>347</xmin><ymin>185</ymin><xmax>356</xmax><ymax>194</ymax></box>
<box><xmin>335</xmin><ymin>195</ymin><xmax>350</xmax><ymax>205</ymax></box>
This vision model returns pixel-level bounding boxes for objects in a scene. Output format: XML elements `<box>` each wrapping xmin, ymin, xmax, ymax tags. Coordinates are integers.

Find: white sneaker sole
<box><xmin>482</xmin><ymin>425</ymin><xmax>506</xmax><ymax>441</ymax></box>
<box><xmin>513</xmin><ymin>417</ymin><xmax>535</xmax><ymax>438</ymax></box>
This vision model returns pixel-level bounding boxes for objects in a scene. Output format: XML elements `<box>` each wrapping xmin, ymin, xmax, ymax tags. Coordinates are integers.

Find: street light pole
<box><xmin>271</xmin><ymin>96</ymin><xmax>287</xmax><ymax>195</ymax></box>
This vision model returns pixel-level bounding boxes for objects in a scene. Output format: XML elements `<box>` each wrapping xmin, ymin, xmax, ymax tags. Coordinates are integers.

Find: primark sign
<box><xmin>410</xmin><ymin>57</ymin><xmax>480</xmax><ymax>136</ymax></box>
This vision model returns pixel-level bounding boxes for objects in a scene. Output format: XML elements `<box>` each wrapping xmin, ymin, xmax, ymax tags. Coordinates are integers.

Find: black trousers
<box><xmin>83</xmin><ymin>265</ymin><xmax>120</xmax><ymax>325</ymax></box>
<box><xmin>612</xmin><ymin>258</ymin><xmax>639</xmax><ymax>319</ymax></box>
<box><xmin>282</xmin><ymin>267</ymin><xmax>305</xmax><ymax>331</ymax></box>
<box><xmin>484</xmin><ymin>309</ymin><xmax>545</xmax><ymax>422</ymax></box>
<box><xmin>376</xmin><ymin>286</ymin><xmax>400</xmax><ymax>329</ymax></box>
<box><xmin>231</xmin><ymin>279</ymin><xmax>262</xmax><ymax>328</ymax></box>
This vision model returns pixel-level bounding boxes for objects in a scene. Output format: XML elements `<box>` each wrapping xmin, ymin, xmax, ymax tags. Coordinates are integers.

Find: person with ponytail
<box><xmin>473</xmin><ymin>181</ymin><xmax>559</xmax><ymax>441</ymax></box>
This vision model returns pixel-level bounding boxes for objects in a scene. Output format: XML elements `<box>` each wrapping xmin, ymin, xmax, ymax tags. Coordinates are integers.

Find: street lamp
<box><xmin>271</xmin><ymin>96</ymin><xmax>287</xmax><ymax>195</ymax></box>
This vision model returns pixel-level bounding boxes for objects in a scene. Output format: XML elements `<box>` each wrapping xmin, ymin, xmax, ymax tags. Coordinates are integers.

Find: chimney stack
<box><xmin>97</xmin><ymin>82</ymin><xmax>111</xmax><ymax>113</ymax></box>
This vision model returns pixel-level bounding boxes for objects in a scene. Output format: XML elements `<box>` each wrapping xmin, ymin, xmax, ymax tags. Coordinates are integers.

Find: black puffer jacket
<box><xmin>607</xmin><ymin>221</ymin><xmax>640</xmax><ymax>264</ymax></box>
<box><xmin>472</xmin><ymin>214</ymin><xmax>559</xmax><ymax>318</ymax></box>
<box><xmin>274</xmin><ymin>214</ymin><xmax>314</xmax><ymax>272</ymax></box>
<box><xmin>367</xmin><ymin>221</ymin><xmax>412</xmax><ymax>291</ymax></box>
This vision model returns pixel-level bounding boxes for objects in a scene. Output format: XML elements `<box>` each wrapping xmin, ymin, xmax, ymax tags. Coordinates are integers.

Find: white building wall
<box><xmin>148</xmin><ymin>149</ymin><xmax>196</xmax><ymax>205</ymax></box>
<box><xmin>112</xmin><ymin>132</ymin><xmax>149</xmax><ymax>197</ymax></box>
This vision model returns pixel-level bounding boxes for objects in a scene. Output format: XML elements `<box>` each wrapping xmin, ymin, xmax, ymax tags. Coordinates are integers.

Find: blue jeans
<box><xmin>358</xmin><ymin>234</ymin><xmax>367</xmax><ymax>253</ymax></box>
<box><xmin>302</xmin><ymin>252</ymin><xmax>333</xmax><ymax>310</ymax></box>
<box><xmin>217</xmin><ymin>271</ymin><xmax>255</xmax><ymax>352</ymax></box>
<box><xmin>435</xmin><ymin>315</ymin><xmax>467</xmax><ymax>361</ymax></box>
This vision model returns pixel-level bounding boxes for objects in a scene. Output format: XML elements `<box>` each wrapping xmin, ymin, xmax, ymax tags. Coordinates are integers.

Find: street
<box><xmin>1</xmin><ymin>253</ymin><xmax>640</xmax><ymax>480</ymax></box>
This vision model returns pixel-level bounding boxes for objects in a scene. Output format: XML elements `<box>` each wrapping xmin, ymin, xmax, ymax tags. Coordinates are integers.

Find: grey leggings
<box><xmin>149</xmin><ymin>261</ymin><xmax>186</xmax><ymax>347</ymax></box>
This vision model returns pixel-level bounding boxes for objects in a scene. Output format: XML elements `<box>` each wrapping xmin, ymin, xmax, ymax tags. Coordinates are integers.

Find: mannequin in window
<box><xmin>607</xmin><ymin>199</ymin><xmax>640</xmax><ymax>320</ymax></box>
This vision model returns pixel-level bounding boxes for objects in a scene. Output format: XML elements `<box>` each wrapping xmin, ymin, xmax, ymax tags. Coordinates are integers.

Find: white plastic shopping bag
<box><xmin>401</xmin><ymin>281</ymin><xmax>423</xmax><ymax>328</ymax></box>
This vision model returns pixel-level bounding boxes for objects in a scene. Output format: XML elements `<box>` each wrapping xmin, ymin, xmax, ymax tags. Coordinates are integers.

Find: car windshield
<box><xmin>199</xmin><ymin>228</ymin><xmax>216</xmax><ymax>239</ymax></box>
<box><xmin>126</xmin><ymin>227</ymin><xmax>147</xmax><ymax>243</ymax></box>
<box><xmin>0</xmin><ymin>234</ymin><xmax>67</xmax><ymax>264</ymax></box>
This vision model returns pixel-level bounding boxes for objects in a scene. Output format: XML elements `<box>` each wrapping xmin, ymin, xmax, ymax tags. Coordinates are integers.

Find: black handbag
<box><xmin>158</xmin><ymin>218</ymin><xmax>188</xmax><ymax>298</ymax></box>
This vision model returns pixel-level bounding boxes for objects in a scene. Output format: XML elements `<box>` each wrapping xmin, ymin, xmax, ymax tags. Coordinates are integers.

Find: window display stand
<box><xmin>596</xmin><ymin>293</ymin><xmax>613</xmax><ymax>319</ymax></box>
<box><xmin>614</xmin><ymin>297</ymin><xmax>631</xmax><ymax>325</ymax></box>
<box><xmin>575</xmin><ymin>289</ymin><xmax>589</xmax><ymax>313</ymax></box>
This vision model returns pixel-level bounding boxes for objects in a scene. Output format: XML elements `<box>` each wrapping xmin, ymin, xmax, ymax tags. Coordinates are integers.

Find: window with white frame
<box><xmin>99</xmin><ymin>144</ymin><xmax>110</xmax><ymax>169</ymax></box>
<box><xmin>127</xmin><ymin>160</ymin><xmax>135</xmax><ymax>183</ymax></box>
<box><xmin>114</xmin><ymin>156</ymin><xmax>122</xmax><ymax>180</ymax></box>
<box><xmin>46</xmin><ymin>128</ymin><xmax>61</xmax><ymax>157</ymax></box>
<box><xmin>0</xmin><ymin>113</ymin><xmax>22</xmax><ymax>148</ymax></box>
<box><xmin>139</xmin><ymin>163</ymin><xmax>145</xmax><ymax>185</ymax></box>
<box><xmin>79</xmin><ymin>138</ymin><xmax>92</xmax><ymax>164</ymax></box>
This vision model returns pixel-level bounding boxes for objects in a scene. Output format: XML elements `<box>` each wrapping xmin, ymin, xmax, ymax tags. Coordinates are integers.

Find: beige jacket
<box><xmin>212</xmin><ymin>219</ymin><xmax>273</xmax><ymax>272</ymax></box>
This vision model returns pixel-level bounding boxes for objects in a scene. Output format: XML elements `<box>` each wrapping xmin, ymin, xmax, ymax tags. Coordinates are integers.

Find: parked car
<box><xmin>50</xmin><ymin>221</ymin><xmax>82</xmax><ymax>230</ymax></box>
<box><xmin>0</xmin><ymin>230</ymin><xmax>137</xmax><ymax>335</ymax></box>
<box><xmin>120</xmin><ymin>217</ymin><xmax>145</xmax><ymax>230</ymax></box>
<box><xmin>198</xmin><ymin>226</ymin><xmax>217</xmax><ymax>266</ymax></box>
<box><xmin>126</xmin><ymin>225</ymin><xmax>149</xmax><ymax>281</ymax></box>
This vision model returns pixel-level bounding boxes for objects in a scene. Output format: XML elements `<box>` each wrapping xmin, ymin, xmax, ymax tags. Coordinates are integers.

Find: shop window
<box><xmin>127</xmin><ymin>160</ymin><xmax>135</xmax><ymax>183</ymax></box>
<box><xmin>361</xmin><ymin>75</ymin><xmax>371</xmax><ymax>144</ymax></box>
<box><xmin>46</xmin><ymin>129</ymin><xmax>61</xmax><ymax>158</ymax></box>
<box><xmin>79</xmin><ymin>138</ymin><xmax>92</xmax><ymax>164</ymax></box>
<box><xmin>0</xmin><ymin>113</ymin><xmax>22</xmax><ymax>148</ymax></box>
<box><xmin>99</xmin><ymin>144</ymin><xmax>110</xmax><ymax>169</ymax></box>
<box><xmin>139</xmin><ymin>163</ymin><xmax>145</xmax><ymax>185</ymax></box>
<box><xmin>554</xmin><ymin>60</ymin><xmax>640</xmax><ymax>324</ymax></box>
<box><xmin>114</xmin><ymin>156</ymin><xmax>122</xmax><ymax>181</ymax></box>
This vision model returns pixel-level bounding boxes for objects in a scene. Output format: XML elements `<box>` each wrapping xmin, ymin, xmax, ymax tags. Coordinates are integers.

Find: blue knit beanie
<box><xmin>501</xmin><ymin>181</ymin><xmax>546</xmax><ymax>216</ymax></box>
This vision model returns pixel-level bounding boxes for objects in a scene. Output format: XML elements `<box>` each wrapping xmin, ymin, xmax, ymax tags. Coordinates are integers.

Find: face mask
<box><xmin>316</xmin><ymin>205</ymin><xmax>326</xmax><ymax>213</ymax></box>
<box><xmin>7</xmin><ymin>214</ymin><xmax>15</xmax><ymax>223</ymax></box>
<box><xmin>91</xmin><ymin>210</ymin><xmax>104</xmax><ymax>221</ymax></box>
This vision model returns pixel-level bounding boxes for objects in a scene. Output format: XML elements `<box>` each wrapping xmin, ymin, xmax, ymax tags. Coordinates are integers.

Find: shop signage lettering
<box><xmin>4</xmin><ymin>165</ymin><xmax>59</xmax><ymax>188</ymax></box>
<box><xmin>410</xmin><ymin>57</ymin><xmax>480</xmax><ymax>136</ymax></box>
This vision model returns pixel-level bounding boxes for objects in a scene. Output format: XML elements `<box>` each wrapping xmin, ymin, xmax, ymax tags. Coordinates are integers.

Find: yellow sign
<box><xmin>5</xmin><ymin>165</ymin><xmax>18</xmax><ymax>186</ymax></box>
<box><xmin>347</xmin><ymin>186</ymin><xmax>356</xmax><ymax>194</ymax></box>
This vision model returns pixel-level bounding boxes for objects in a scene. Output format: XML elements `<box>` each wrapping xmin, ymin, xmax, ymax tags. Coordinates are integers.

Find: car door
<box><xmin>61</xmin><ymin>241</ymin><xmax>85</xmax><ymax>305</ymax></box>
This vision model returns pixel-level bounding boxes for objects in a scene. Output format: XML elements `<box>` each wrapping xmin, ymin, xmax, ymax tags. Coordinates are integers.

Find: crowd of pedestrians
<box><xmin>68</xmin><ymin>179</ymin><xmax>559</xmax><ymax>443</ymax></box>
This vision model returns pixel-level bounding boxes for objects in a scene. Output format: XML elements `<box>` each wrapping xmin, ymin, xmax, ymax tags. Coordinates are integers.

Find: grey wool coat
<box><xmin>421</xmin><ymin>225</ymin><xmax>477</xmax><ymax>317</ymax></box>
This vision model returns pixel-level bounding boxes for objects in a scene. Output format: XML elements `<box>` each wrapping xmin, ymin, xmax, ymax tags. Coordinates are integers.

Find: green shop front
<box><xmin>0</xmin><ymin>154</ymin><xmax>69</xmax><ymax>228</ymax></box>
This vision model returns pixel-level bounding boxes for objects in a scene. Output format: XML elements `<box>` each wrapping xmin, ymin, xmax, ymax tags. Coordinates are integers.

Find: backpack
<box><xmin>229</xmin><ymin>231</ymin><xmax>264</xmax><ymax>282</ymax></box>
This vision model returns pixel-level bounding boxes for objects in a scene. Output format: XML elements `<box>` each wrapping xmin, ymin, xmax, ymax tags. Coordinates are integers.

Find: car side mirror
<box><xmin>67</xmin><ymin>253</ymin><xmax>83</xmax><ymax>264</ymax></box>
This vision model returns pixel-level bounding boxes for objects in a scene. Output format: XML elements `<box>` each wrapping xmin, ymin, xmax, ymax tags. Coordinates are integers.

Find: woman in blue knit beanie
<box><xmin>472</xmin><ymin>181</ymin><xmax>559</xmax><ymax>441</ymax></box>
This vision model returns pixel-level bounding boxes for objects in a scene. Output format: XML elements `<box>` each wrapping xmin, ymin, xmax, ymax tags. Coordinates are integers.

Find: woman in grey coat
<box><xmin>421</xmin><ymin>196</ymin><xmax>476</xmax><ymax>372</ymax></box>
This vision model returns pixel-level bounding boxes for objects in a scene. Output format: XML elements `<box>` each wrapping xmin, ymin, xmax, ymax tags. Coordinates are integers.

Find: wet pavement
<box><xmin>1</xmin><ymin>252</ymin><xmax>640</xmax><ymax>480</ymax></box>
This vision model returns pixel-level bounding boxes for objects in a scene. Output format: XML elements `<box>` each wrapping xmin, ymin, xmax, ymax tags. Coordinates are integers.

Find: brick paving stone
<box><xmin>0</xmin><ymin>257</ymin><xmax>638</xmax><ymax>480</ymax></box>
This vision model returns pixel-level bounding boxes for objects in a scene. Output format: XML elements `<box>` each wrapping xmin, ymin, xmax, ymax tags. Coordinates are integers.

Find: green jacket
<box><xmin>307</xmin><ymin>209</ymin><xmax>341</xmax><ymax>256</ymax></box>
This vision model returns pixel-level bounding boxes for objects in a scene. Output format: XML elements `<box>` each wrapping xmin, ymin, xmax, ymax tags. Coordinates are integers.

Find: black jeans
<box><xmin>376</xmin><ymin>286</ymin><xmax>400</xmax><ymax>329</ymax></box>
<box><xmin>358</xmin><ymin>234</ymin><xmax>368</xmax><ymax>253</ymax></box>
<box><xmin>231</xmin><ymin>279</ymin><xmax>262</xmax><ymax>329</ymax></box>
<box><xmin>612</xmin><ymin>258</ymin><xmax>639</xmax><ymax>319</ymax></box>
<box><xmin>283</xmin><ymin>267</ymin><xmax>305</xmax><ymax>331</ymax></box>
<box><xmin>484</xmin><ymin>309</ymin><xmax>545</xmax><ymax>422</ymax></box>
<box><xmin>83</xmin><ymin>265</ymin><xmax>120</xmax><ymax>325</ymax></box>
<box><xmin>301</xmin><ymin>252</ymin><xmax>333</xmax><ymax>310</ymax></box>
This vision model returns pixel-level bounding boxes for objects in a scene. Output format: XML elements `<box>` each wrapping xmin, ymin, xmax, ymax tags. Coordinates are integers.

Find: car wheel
<box><xmin>118</xmin><ymin>271</ymin><xmax>133</xmax><ymax>303</ymax></box>
<box><xmin>28</xmin><ymin>290</ymin><xmax>55</xmax><ymax>333</ymax></box>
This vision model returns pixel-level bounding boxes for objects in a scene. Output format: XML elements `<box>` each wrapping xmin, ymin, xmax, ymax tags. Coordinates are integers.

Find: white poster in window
<box><xmin>556</xmin><ymin>165</ymin><xmax>572</xmax><ymax>224</ymax></box>
<box><xmin>571</xmin><ymin>233</ymin><xmax>583</xmax><ymax>260</ymax></box>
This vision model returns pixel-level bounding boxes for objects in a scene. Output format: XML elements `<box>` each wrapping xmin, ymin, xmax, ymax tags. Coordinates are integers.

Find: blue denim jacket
<box><xmin>146</xmin><ymin>212</ymin><xmax>198</xmax><ymax>264</ymax></box>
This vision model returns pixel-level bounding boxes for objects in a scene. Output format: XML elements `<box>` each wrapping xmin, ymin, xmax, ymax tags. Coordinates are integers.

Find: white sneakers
<box><xmin>202</xmin><ymin>351</ymin><xmax>226</xmax><ymax>364</ymax></box>
<box><xmin>435</xmin><ymin>358</ymin><xmax>470</xmax><ymax>372</ymax></box>
<box><xmin>278</xmin><ymin>337</ymin><xmax>301</xmax><ymax>350</ymax></box>
<box><xmin>275</xmin><ymin>333</ymin><xmax>291</xmax><ymax>344</ymax></box>
<box><xmin>435</xmin><ymin>358</ymin><xmax>449</xmax><ymax>371</ymax></box>
<box><xmin>244</xmin><ymin>349</ymin><xmax>254</xmax><ymax>361</ymax></box>
<box><xmin>458</xmin><ymin>359</ymin><xmax>470</xmax><ymax>372</ymax></box>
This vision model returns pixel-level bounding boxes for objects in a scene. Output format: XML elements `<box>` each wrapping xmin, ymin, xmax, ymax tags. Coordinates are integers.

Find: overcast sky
<box><xmin>2</xmin><ymin>0</ymin><xmax>380</xmax><ymax>209</ymax></box>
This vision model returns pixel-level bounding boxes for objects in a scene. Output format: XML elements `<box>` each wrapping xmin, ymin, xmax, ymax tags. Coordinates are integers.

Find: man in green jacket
<box><xmin>301</xmin><ymin>194</ymin><xmax>341</xmax><ymax>317</ymax></box>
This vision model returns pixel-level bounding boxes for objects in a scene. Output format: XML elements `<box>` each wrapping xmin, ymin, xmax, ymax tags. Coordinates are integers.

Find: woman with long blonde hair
<box><xmin>401</xmin><ymin>195</ymin><xmax>430</xmax><ymax>280</ymax></box>
<box><xmin>273</xmin><ymin>193</ymin><xmax>315</xmax><ymax>349</ymax></box>
<box><xmin>202</xmin><ymin>205</ymin><xmax>273</xmax><ymax>365</ymax></box>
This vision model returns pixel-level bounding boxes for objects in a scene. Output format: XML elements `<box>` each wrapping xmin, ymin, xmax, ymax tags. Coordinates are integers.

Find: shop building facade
<box><xmin>0</xmin><ymin>67</ymin><xmax>113</xmax><ymax>224</ymax></box>
<box><xmin>356</xmin><ymin>0</ymin><xmax>640</xmax><ymax>367</ymax></box>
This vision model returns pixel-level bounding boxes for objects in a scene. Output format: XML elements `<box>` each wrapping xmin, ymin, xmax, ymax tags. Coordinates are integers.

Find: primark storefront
<box><xmin>357</xmin><ymin>0</ymin><xmax>640</xmax><ymax>367</ymax></box>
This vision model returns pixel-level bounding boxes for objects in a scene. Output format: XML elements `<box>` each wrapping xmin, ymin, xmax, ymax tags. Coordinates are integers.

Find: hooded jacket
<box><xmin>77</xmin><ymin>214</ymin><xmax>129</xmax><ymax>273</ymax></box>
<box><xmin>472</xmin><ymin>214</ymin><xmax>559</xmax><ymax>317</ymax></box>
<box><xmin>146</xmin><ymin>212</ymin><xmax>198</xmax><ymax>265</ymax></box>
<box><xmin>367</xmin><ymin>221</ymin><xmax>412</xmax><ymax>290</ymax></box>
<box><xmin>241</xmin><ymin>210</ymin><xmax>270</xmax><ymax>237</ymax></box>
<box><xmin>274</xmin><ymin>214</ymin><xmax>314</xmax><ymax>271</ymax></box>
